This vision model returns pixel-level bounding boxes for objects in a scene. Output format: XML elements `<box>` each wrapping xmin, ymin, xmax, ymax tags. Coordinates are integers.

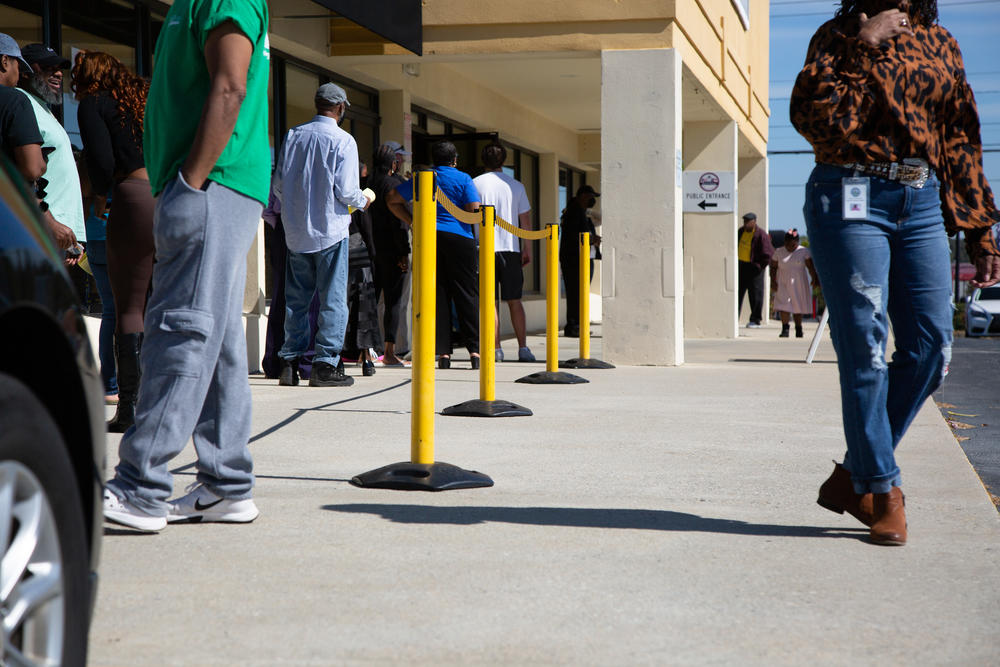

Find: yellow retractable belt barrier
<box><xmin>560</xmin><ymin>233</ymin><xmax>615</xmax><ymax>370</ymax></box>
<box><xmin>439</xmin><ymin>187</ymin><xmax>587</xmax><ymax>387</ymax></box>
<box><xmin>351</xmin><ymin>171</ymin><xmax>494</xmax><ymax>490</ymax></box>
<box><xmin>516</xmin><ymin>223</ymin><xmax>588</xmax><ymax>384</ymax></box>
<box><xmin>442</xmin><ymin>203</ymin><xmax>533</xmax><ymax>416</ymax></box>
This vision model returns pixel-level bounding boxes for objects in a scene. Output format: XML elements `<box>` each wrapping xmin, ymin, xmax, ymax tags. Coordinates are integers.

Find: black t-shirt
<box><xmin>0</xmin><ymin>86</ymin><xmax>42</xmax><ymax>167</ymax></box>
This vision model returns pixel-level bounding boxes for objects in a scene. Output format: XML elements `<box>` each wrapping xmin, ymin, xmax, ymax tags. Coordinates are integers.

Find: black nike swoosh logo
<box><xmin>194</xmin><ymin>498</ymin><xmax>224</xmax><ymax>511</ymax></box>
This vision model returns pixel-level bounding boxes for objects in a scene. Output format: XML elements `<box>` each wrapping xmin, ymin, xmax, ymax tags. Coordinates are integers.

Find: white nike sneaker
<box><xmin>103</xmin><ymin>488</ymin><xmax>167</xmax><ymax>532</ymax></box>
<box><xmin>166</xmin><ymin>483</ymin><xmax>260</xmax><ymax>524</ymax></box>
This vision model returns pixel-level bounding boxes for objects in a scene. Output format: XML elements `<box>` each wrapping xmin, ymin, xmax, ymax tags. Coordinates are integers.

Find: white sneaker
<box><xmin>495</xmin><ymin>348</ymin><xmax>504</xmax><ymax>362</ymax></box>
<box><xmin>103</xmin><ymin>488</ymin><xmax>166</xmax><ymax>532</ymax></box>
<box><xmin>518</xmin><ymin>347</ymin><xmax>536</xmax><ymax>362</ymax></box>
<box><xmin>166</xmin><ymin>483</ymin><xmax>259</xmax><ymax>524</ymax></box>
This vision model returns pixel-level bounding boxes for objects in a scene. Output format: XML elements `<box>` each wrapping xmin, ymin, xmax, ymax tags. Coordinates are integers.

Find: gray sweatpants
<box><xmin>108</xmin><ymin>174</ymin><xmax>262</xmax><ymax>516</ymax></box>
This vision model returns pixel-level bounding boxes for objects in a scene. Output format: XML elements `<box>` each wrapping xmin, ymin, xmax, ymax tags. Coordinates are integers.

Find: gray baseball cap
<box><xmin>383</xmin><ymin>140</ymin><xmax>411</xmax><ymax>157</ymax></box>
<box><xmin>315</xmin><ymin>82</ymin><xmax>350</xmax><ymax>107</ymax></box>
<box><xmin>0</xmin><ymin>34</ymin><xmax>32</xmax><ymax>74</ymax></box>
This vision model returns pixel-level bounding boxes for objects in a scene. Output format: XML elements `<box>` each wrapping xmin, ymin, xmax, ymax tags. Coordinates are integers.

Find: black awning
<box><xmin>312</xmin><ymin>0</ymin><xmax>423</xmax><ymax>56</ymax></box>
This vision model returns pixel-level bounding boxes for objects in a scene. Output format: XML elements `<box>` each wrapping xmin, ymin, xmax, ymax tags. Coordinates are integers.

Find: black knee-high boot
<box><xmin>107</xmin><ymin>332</ymin><xmax>141</xmax><ymax>433</ymax></box>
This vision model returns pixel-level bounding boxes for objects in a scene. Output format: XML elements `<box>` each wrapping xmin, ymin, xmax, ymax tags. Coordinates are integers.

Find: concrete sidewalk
<box><xmin>88</xmin><ymin>319</ymin><xmax>1000</xmax><ymax>665</ymax></box>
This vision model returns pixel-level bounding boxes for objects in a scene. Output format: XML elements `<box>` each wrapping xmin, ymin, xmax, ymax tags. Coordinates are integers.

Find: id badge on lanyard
<box><xmin>842</xmin><ymin>177</ymin><xmax>869</xmax><ymax>220</ymax></box>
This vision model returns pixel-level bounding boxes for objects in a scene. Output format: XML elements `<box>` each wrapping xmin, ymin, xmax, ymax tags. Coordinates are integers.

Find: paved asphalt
<box><xmin>934</xmin><ymin>335</ymin><xmax>1000</xmax><ymax>508</ymax></box>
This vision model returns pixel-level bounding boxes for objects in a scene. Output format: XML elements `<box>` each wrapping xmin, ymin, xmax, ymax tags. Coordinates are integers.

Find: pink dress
<box><xmin>772</xmin><ymin>245</ymin><xmax>813</xmax><ymax>314</ymax></box>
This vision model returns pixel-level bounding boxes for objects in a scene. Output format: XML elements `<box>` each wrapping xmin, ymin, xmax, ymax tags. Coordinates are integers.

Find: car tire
<box><xmin>0</xmin><ymin>373</ymin><xmax>90</xmax><ymax>667</ymax></box>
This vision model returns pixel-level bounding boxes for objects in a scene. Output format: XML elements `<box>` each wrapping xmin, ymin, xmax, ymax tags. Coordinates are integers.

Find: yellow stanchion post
<box><xmin>516</xmin><ymin>223</ymin><xmax>588</xmax><ymax>384</ymax></box>
<box><xmin>560</xmin><ymin>232</ymin><xmax>615</xmax><ymax>370</ymax></box>
<box><xmin>443</xmin><ymin>205</ymin><xmax>532</xmax><ymax>416</ymax></box>
<box><xmin>579</xmin><ymin>232</ymin><xmax>591</xmax><ymax>360</ymax></box>
<box><xmin>351</xmin><ymin>171</ymin><xmax>494</xmax><ymax>489</ymax></box>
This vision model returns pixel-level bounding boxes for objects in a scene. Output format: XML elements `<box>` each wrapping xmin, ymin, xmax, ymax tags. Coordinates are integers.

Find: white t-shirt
<box><xmin>472</xmin><ymin>171</ymin><xmax>531</xmax><ymax>253</ymax></box>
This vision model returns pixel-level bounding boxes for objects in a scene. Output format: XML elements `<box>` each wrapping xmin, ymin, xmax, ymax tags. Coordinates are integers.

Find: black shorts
<box><xmin>495</xmin><ymin>251</ymin><xmax>524</xmax><ymax>301</ymax></box>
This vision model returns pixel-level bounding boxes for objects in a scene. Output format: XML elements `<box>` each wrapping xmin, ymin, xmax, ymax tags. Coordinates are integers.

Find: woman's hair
<box><xmin>836</xmin><ymin>1</ymin><xmax>937</xmax><ymax>27</ymax></box>
<box><xmin>431</xmin><ymin>141</ymin><xmax>458</xmax><ymax>167</ymax></box>
<box><xmin>71</xmin><ymin>51</ymin><xmax>149</xmax><ymax>139</ymax></box>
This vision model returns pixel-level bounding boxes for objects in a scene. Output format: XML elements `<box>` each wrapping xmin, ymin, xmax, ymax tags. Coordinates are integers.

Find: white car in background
<box><xmin>965</xmin><ymin>286</ymin><xmax>1000</xmax><ymax>337</ymax></box>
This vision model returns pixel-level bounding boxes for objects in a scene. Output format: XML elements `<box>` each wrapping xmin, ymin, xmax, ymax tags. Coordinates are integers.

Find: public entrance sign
<box><xmin>682</xmin><ymin>170</ymin><xmax>735</xmax><ymax>213</ymax></box>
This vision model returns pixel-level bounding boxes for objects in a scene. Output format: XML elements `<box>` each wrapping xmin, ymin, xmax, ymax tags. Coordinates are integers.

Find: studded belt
<box><xmin>838</xmin><ymin>158</ymin><xmax>930</xmax><ymax>189</ymax></box>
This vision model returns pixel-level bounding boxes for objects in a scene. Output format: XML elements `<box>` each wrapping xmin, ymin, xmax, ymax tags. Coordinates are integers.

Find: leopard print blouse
<box><xmin>791</xmin><ymin>15</ymin><xmax>999</xmax><ymax>260</ymax></box>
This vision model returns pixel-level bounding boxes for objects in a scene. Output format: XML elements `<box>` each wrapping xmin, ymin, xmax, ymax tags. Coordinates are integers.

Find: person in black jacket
<box><xmin>344</xmin><ymin>161</ymin><xmax>379</xmax><ymax>376</ymax></box>
<box><xmin>72</xmin><ymin>50</ymin><xmax>153</xmax><ymax>432</ymax></box>
<box><xmin>559</xmin><ymin>185</ymin><xmax>600</xmax><ymax>337</ymax></box>
<box><xmin>737</xmin><ymin>212</ymin><xmax>774</xmax><ymax>328</ymax></box>
<box><xmin>368</xmin><ymin>142</ymin><xmax>411</xmax><ymax>366</ymax></box>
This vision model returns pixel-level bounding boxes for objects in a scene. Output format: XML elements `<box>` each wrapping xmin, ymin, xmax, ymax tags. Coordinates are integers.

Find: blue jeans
<box><xmin>804</xmin><ymin>164</ymin><xmax>953</xmax><ymax>494</ymax></box>
<box><xmin>280</xmin><ymin>239</ymin><xmax>349</xmax><ymax>367</ymax></box>
<box><xmin>88</xmin><ymin>241</ymin><xmax>118</xmax><ymax>395</ymax></box>
<box><xmin>108</xmin><ymin>175</ymin><xmax>262</xmax><ymax>514</ymax></box>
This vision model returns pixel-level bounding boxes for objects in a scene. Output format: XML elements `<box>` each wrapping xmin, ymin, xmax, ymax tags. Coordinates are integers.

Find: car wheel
<box><xmin>0</xmin><ymin>374</ymin><xmax>90</xmax><ymax>667</ymax></box>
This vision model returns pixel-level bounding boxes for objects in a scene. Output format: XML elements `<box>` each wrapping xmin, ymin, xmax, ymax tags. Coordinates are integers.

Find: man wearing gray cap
<box><xmin>0</xmin><ymin>34</ymin><xmax>45</xmax><ymax>193</ymax></box>
<box><xmin>272</xmin><ymin>82</ymin><xmax>371</xmax><ymax>387</ymax></box>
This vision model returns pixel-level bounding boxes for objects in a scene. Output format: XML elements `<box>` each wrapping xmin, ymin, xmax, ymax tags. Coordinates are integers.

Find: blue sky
<box><xmin>768</xmin><ymin>0</ymin><xmax>1000</xmax><ymax>234</ymax></box>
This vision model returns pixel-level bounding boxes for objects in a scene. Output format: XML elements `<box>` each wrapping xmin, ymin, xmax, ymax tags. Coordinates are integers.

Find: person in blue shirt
<box><xmin>387</xmin><ymin>141</ymin><xmax>482</xmax><ymax>368</ymax></box>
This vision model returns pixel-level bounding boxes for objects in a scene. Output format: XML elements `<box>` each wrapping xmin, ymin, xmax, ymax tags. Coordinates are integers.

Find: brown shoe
<box><xmin>817</xmin><ymin>462</ymin><xmax>874</xmax><ymax>526</ymax></box>
<box><xmin>870</xmin><ymin>487</ymin><xmax>907</xmax><ymax>546</ymax></box>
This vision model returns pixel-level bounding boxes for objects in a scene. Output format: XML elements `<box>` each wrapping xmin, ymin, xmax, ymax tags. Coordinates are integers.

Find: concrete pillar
<box><xmin>244</xmin><ymin>219</ymin><xmax>267</xmax><ymax>374</ymax></box>
<box><xmin>682</xmin><ymin>121</ymin><xmax>739</xmax><ymax>339</ymax></box>
<box><xmin>738</xmin><ymin>156</ymin><xmax>769</xmax><ymax>325</ymax></box>
<box><xmin>380</xmin><ymin>89</ymin><xmax>412</xmax><ymax>173</ymax></box>
<box><xmin>600</xmin><ymin>48</ymin><xmax>684</xmax><ymax>366</ymax></box>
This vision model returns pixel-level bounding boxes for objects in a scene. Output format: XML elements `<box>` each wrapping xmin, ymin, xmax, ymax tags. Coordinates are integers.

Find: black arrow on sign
<box><xmin>698</xmin><ymin>200</ymin><xmax>718</xmax><ymax>210</ymax></box>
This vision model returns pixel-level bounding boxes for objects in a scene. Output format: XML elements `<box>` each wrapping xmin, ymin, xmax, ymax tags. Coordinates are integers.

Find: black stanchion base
<box><xmin>515</xmin><ymin>370</ymin><xmax>589</xmax><ymax>384</ymax></box>
<box><xmin>560</xmin><ymin>358</ymin><xmax>616</xmax><ymax>369</ymax></box>
<box><xmin>350</xmin><ymin>461</ymin><xmax>494</xmax><ymax>491</ymax></box>
<box><xmin>442</xmin><ymin>399</ymin><xmax>533</xmax><ymax>417</ymax></box>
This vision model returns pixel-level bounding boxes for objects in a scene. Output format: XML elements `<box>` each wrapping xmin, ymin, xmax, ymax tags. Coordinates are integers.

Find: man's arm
<box><xmin>12</xmin><ymin>143</ymin><xmax>45</xmax><ymax>183</ymax></box>
<box><xmin>181</xmin><ymin>21</ymin><xmax>253</xmax><ymax>190</ymax></box>
<box><xmin>464</xmin><ymin>201</ymin><xmax>480</xmax><ymax>214</ymax></box>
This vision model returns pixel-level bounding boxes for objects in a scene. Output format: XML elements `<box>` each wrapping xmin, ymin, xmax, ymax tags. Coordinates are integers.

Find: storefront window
<box><xmin>285</xmin><ymin>63</ymin><xmax>320</xmax><ymax>130</ymax></box>
<box><xmin>0</xmin><ymin>5</ymin><xmax>42</xmax><ymax>45</ymax></box>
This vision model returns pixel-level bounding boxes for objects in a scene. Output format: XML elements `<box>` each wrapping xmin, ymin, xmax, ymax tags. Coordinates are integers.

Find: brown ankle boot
<box><xmin>817</xmin><ymin>462</ymin><xmax>874</xmax><ymax>526</ymax></box>
<box><xmin>870</xmin><ymin>487</ymin><xmax>907</xmax><ymax>546</ymax></box>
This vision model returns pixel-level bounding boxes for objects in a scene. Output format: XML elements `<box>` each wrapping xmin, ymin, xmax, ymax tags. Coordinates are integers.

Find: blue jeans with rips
<box><xmin>804</xmin><ymin>164</ymin><xmax>953</xmax><ymax>494</ymax></box>
<box><xmin>279</xmin><ymin>238</ymin><xmax>349</xmax><ymax>368</ymax></box>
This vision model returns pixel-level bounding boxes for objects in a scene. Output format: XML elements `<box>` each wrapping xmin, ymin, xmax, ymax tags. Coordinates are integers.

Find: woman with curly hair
<box><xmin>72</xmin><ymin>51</ymin><xmax>154</xmax><ymax>432</ymax></box>
<box><xmin>792</xmin><ymin>0</ymin><xmax>1000</xmax><ymax>545</ymax></box>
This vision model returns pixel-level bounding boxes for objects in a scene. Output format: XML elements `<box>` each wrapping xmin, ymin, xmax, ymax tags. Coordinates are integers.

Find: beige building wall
<box><xmin>258</xmin><ymin>0</ymin><xmax>770</xmax><ymax>365</ymax></box>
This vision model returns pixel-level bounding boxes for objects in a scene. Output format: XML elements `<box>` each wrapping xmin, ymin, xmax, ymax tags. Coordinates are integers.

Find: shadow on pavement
<box><xmin>322</xmin><ymin>504</ymin><xmax>867</xmax><ymax>540</ymax></box>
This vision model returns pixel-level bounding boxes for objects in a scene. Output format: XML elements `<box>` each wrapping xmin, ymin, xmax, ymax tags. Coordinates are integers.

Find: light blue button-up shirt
<box><xmin>272</xmin><ymin>115</ymin><xmax>368</xmax><ymax>253</ymax></box>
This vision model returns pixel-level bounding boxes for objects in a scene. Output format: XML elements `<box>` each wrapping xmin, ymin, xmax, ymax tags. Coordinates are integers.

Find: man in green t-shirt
<box><xmin>104</xmin><ymin>0</ymin><xmax>270</xmax><ymax>533</ymax></box>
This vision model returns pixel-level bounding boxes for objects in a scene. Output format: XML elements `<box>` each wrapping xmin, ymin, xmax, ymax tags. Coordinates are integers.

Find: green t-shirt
<box><xmin>144</xmin><ymin>0</ymin><xmax>270</xmax><ymax>204</ymax></box>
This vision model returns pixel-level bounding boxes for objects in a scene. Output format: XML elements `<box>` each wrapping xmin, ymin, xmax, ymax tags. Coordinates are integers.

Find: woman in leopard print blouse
<box><xmin>791</xmin><ymin>0</ymin><xmax>999</xmax><ymax>547</ymax></box>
